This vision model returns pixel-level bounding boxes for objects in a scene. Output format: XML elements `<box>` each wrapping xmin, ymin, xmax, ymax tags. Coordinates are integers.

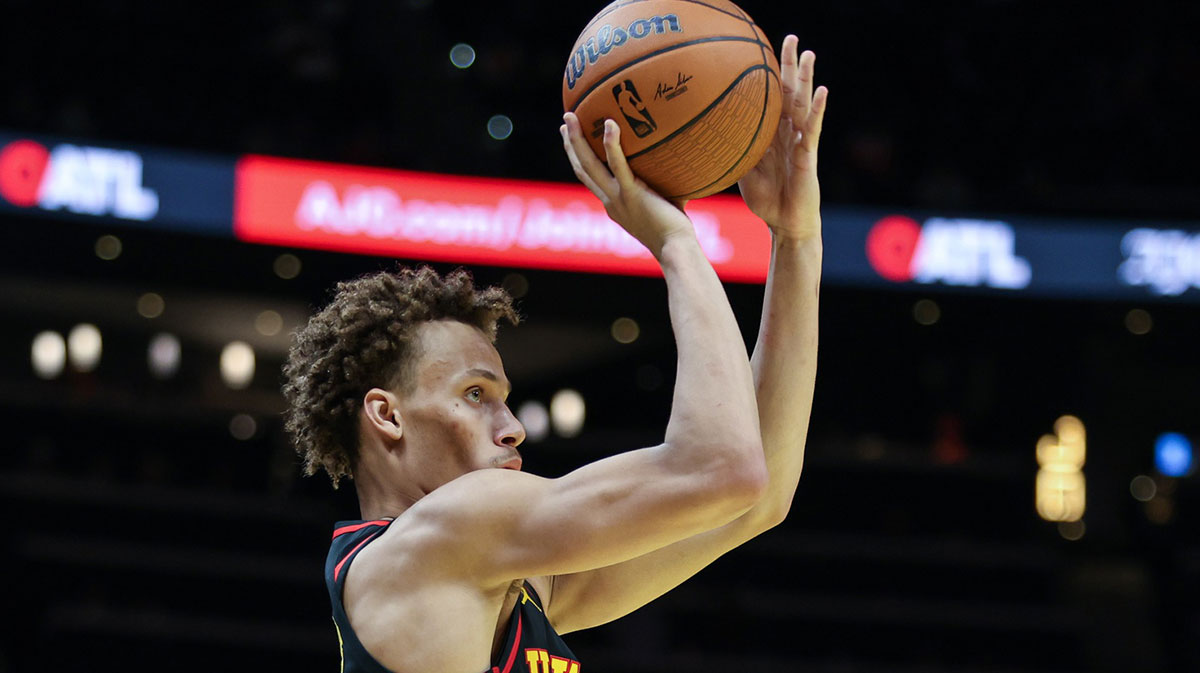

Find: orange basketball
<box><xmin>563</xmin><ymin>0</ymin><xmax>782</xmax><ymax>201</ymax></box>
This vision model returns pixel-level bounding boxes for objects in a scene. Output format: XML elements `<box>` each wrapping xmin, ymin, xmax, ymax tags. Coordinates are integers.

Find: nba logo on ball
<box><xmin>612</xmin><ymin>80</ymin><xmax>657</xmax><ymax>137</ymax></box>
<box><xmin>564</xmin><ymin>0</ymin><xmax>782</xmax><ymax>200</ymax></box>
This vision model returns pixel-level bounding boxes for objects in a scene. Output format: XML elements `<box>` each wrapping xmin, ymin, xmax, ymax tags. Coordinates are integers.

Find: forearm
<box><xmin>658</xmin><ymin>231</ymin><xmax>764</xmax><ymax>484</ymax></box>
<box><xmin>749</xmin><ymin>231</ymin><xmax>822</xmax><ymax>523</ymax></box>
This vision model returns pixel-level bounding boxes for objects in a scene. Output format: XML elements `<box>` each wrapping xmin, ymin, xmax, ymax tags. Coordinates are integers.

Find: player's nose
<box><xmin>496</xmin><ymin>404</ymin><xmax>526</xmax><ymax>448</ymax></box>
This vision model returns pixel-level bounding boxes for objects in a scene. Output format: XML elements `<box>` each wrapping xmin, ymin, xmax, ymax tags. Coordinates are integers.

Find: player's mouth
<box><xmin>494</xmin><ymin>453</ymin><xmax>523</xmax><ymax>471</ymax></box>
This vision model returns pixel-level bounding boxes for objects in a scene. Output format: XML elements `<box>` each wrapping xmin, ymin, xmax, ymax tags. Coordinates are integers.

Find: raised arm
<box><xmin>739</xmin><ymin>37</ymin><xmax>827</xmax><ymax>525</ymax></box>
<box><xmin>540</xmin><ymin>36</ymin><xmax>828</xmax><ymax>633</ymax></box>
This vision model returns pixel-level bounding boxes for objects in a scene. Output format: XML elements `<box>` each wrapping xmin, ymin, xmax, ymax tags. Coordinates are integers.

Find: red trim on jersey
<box><xmin>498</xmin><ymin>613</ymin><xmax>523</xmax><ymax>673</ymax></box>
<box><xmin>332</xmin><ymin>520</ymin><xmax>390</xmax><ymax>540</ymax></box>
<box><xmin>333</xmin><ymin>531</ymin><xmax>381</xmax><ymax>582</ymax></box>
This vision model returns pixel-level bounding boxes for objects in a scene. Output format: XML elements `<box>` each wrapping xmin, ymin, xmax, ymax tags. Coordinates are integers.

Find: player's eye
<box><xmin>466</xmin><ymin>387</ymin><xmax>483</xmax><ymax>403</ymax></box>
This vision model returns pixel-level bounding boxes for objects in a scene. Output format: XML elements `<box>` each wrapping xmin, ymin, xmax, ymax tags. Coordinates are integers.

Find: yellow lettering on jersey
<box><xmin>523</xmin><ymin>648</ymin><xmax>580</xmax><ymax>673</ymax></box>
<box><xmin>525</xmin><ymin>649</ymin><xmax>545</xmax><ymax>672</ymax></box>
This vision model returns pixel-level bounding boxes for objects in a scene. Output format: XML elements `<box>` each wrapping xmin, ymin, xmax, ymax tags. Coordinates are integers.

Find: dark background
<box><xmin>1</xmin><ymin>1</ymin><xmax>1197</xmax><ymax>671</ymax></box>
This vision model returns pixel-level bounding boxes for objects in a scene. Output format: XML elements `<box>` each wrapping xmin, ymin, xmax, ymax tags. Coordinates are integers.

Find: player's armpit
<box><xmin>379</xmin><ymin>443</ymin><xmax>764</xmax><ymax>588</ymax></box>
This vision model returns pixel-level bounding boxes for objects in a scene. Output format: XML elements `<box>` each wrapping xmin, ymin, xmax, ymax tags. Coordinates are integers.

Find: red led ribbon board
<box><xmin>234</xmin><ymin>155</ymin><xmax>772</xmax><ymax>282</ymax></box>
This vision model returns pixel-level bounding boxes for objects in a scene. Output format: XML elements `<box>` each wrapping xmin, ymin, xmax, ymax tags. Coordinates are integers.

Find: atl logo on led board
<box><xmin>0</xmin><ymin>139</ymin><xmax>158</xmax><ymax>220</ymax></box>
<box><xmin>865</xmin><ymin>215</ymin><xmax>1031</xmax><ymax>289</ymax></box>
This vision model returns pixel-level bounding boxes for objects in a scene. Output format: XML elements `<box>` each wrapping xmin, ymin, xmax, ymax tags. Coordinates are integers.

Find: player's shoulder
<box><xmin>406</xmin><ymin>467</ymin><xmax>544</xmax><ymax>529</ymax></box>
<box><xmin>364</xmin><ymin>468</ymin><xmax>543</xmax><ymax>576</ymax></box>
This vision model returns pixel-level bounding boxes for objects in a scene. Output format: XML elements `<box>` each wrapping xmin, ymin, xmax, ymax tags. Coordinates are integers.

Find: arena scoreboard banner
<box><xmin>822</xmin><ymin>209</ymin><xmax>1200</xmax><ymax>301</ymax></box>
<box><xmin>234</xmin><ymin>155</ymin><xmax>772</xmax><ymax>282</ymax></box>
<box><xmin>4</xmin><ymin>128</ymin><xmax>1200</xmax><ymax>302</ymax></box>
<box><xmin>0</xmin><ymin>130</ymin><xmax>234</xmax><ymax>234</ymax></box>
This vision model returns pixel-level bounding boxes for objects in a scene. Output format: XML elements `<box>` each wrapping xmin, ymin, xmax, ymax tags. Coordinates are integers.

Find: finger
<box><xmin>601</xmin><ymin>119</ymin><xmax>637</xmax><ymax>190</ymax></box>
<box><xmin>796</xmin><ymin>86</ymin><xmax>828</xmax><ymax>156</ymax></box>
<box><xmin>563</xmin><ymin>112</ymin><xmax>618</xmax><ymax>195</ymax></box>
<box><xmin>792</xmin><ymin>50</ymin><xmax>815</xmax><ymax>131</ymax></box>
<box><xmin>807</xmin><ymin>85</ymin><xmax>828</xmax><ymax>151</ymax></box>
<box><xmin>560</xmin><ymin>123</ymin><xmax>607</xmax><ymax>197</ymax></box>
<box><xmin>778</xmin><ymin>34</ymin><xmax>800</xmax><ymax>113</ymax></box>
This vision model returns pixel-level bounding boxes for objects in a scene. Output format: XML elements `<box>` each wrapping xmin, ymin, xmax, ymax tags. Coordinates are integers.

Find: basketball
<box><xmin>562</xmin><ymin>0</ymin><xmax>782</xmax><ymax>201</ymax></box>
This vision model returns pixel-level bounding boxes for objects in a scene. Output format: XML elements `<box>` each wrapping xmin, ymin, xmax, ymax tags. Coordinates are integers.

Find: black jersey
<box><xmin>326</xmin><ymin>519</ymin><xmax>581</xmax><ymax>673</ymax></box>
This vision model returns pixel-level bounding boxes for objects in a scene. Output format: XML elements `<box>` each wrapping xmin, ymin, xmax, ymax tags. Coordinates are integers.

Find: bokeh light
<box><xmin>487</xmin><ymin>115</ymin><xmax>513</xmax><ymax>140</ymax></box>
<box><xmin>148</xmin><ymin>333</ymin><xmax>181</xmax><ymax>379</ymax></box>
<box><xmin>516</xmin><ymin>401</ymin><xmax>550</xmax><ymax>443</ymax></box>
<box><xmin>137</xmin><ymin>292</ymin><xmax>165</xmax><ymax>318</ymax></box>
<box><xmin>1154</xmin><ymin>432</ymin><xmax>1194</xmax><ymax>477</ymax></box>
<box><xmin>67</xmin><ymin>323</ymin><xmax>102</xmax><ymax>372</ymax></box>
<box><xmin>1129</xmin><ymin>475</ymin><xmax>1157</xmax><ymax>502</ymax></box>
<box><xmin>229</xmin><ymin>413</ymin><xmax>257</xmax><ymax>440</ymax></box>
<box><xmin>611</xmin><ymin>317</ymin><xmax>640</xmax><ymax>344</ymax></box>
<box><xmin>1125</xmin><ymin>308</ymin><xmax>1152</xmax><ymax>335</ymax></box>
<box><xmin>913</xmin><ymin>299</ymin><xmax>941</xmax><ymax>326</ymax></box>
<box><xmin>255</xmin><ymin>310</ymin><xmax>284</xmax><ymax>336</ymax></box>
<box><xmin>502</xmin><ymin>273</ymin><xmax>529</xmax><ymax>299</ymax></box>
<box><xmin>550</xmin><ymin>389</ymin><xmax>585</xmax><ymax>438</ymax></box>
<box><xmin>1057</xmin><ymin>519</ymin><xmax>1085</xmax><ymax>541</ymax></box>
<box><xmin>220</xmin><ymin>341</ymin><xmax>255</xmax><ymax>389</ymax></box>
<box><xmin>449</xmin><ymin>43</ymin><xmax>476</xmax><ymax>68</ymax></box>
<box><xmin>31</xmin><ymin>331</ymin><xmax>66</xmax><ymax>379</ymax></box>
<box><xmin>94</xmin><ymin>234</ymin><xmax>122</xmax><ymax>260</ymax></box>
<box><xmin>273</xmin><ymin>253</ymin><xmax>302</xmax><ymax>280</ymax></box>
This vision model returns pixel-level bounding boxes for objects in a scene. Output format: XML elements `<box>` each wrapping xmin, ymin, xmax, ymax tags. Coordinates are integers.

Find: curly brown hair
<box><xmin>282</xmin><ymin>266</ymin><xmax>519</xmax><ymax>488</ymax></box>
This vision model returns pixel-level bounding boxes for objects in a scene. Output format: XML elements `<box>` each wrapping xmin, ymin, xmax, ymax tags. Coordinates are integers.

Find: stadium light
<box><xmin>1154</xmin><ymin>432</ymin><xmax>1194</xmax><ymax>477</ymax></box>
<box><xmin>550</xmin><ymin>389</ymin><xmax>585</xmax><ymax>438</ymax></box>
<box><xmin>148</xmin><ymin>333</ymin><xmax>181</xmax><ymax>379</ymax></box>
<box><xmin>67</xmin><ymin>323</ymin><xmax>102</xmax><ymax>372</ymax></box>
<box><xmin>220</xmin><ymin>341</ymin><xmax>255</xmax><ymax>389</ymax></box>
<box><xmin>517</xmin><ymin>401</ymin><xmax>550</xmax><ymax>443</ymax></box>
<box><xmin>31</xmin><ymin>331</ymin><xmax>66</xmax><ymax>379</ymax></box>
<box><xmin>1035</xmin><ymin>415</ymin><xmax>1086</xmax><ymax>523</ymax></box>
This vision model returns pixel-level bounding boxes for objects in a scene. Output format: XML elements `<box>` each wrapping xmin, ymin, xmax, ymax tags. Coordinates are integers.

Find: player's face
<box><xmin>397</xmin><ymin>320</ymin><xmax>525</xmax><ymax>490</ymax></box>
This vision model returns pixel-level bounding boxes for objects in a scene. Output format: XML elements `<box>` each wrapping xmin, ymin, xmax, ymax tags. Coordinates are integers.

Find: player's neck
<box><xmin>351</xmin><ymin>435</ymin><xmax>423</xmax><ymax>520</ymax></box>
<box><xmin>355</xmin><ymin>482</ymin><xmax>420</xmax><ymax>521</ymax></box>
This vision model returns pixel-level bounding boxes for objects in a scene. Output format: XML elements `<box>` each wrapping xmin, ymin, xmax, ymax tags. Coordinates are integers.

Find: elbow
<box><xmin>719</xmin><ymin>442</ymin><xmax>769</xmax><ymax>510</ymax></box>
<box><xmin>659</xmin><ymin>437</ymin><xmax>767</xmax><ymax>515</ymax></box>
<box><xmin>760</xmin><ymin>495</ymin><xmax>794</xmax><ymax>530</ymax></box>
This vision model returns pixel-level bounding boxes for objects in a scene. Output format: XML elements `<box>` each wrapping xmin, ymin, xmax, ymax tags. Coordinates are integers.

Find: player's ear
<box><xmin>363</xmin><ymin>388</ymin><xmax>404</xmax><ymax>441</ymax></box>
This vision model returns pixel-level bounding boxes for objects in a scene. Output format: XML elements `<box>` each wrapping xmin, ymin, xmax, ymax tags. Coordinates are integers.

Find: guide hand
<box><xmin>561</xmin><ymin>112</ymin><xmax>693</xmax><ymax>259</ymax></box>
<box><xmin>739</xmin><ymin>35</ymin><xmax>828</xmax><ymax>241</ymax></box>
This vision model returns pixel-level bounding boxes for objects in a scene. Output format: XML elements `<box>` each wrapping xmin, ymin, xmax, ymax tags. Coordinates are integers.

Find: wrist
<box><xmin>767</xmin><ymin>215</ymin><xmax>820</xmax><ymax>238</ymax></box>
<box><xmin>657</xmin><ymin>229</ymin><xmax>716</xmax><ymax>279</ymax></box>
<box><xmin>653</xmin><ymin>226</ymin><xmax>700</xmax><ymax>263</ymax></box>
<box><xmin>769</xmin><ymin>229</ymin><xmax>823</xmax><ymax>273</ymax></box>
<box><xmin>770</xmin><ymin>226</ymin><xmax>822</xmax><ymax>251</ymax></box>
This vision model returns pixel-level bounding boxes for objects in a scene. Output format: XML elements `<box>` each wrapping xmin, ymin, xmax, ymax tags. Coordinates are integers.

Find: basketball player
<box><xmin>282</xmin><ymin>36</ymin><xmax>826</xmax><ymax>673</ymax></box>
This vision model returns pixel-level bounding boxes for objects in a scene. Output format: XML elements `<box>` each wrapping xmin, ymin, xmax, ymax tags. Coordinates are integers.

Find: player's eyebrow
<box><xmin>465</xmin><ymin>368</ymin><xmax>512</xmax><ymax>395</ymax></box>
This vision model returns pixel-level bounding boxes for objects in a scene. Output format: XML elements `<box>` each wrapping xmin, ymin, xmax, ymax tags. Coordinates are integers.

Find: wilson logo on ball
<box><xmin>564</xmin><ymin>14</ymin><xmax>683</xmax><ymax>90</ymax></box>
